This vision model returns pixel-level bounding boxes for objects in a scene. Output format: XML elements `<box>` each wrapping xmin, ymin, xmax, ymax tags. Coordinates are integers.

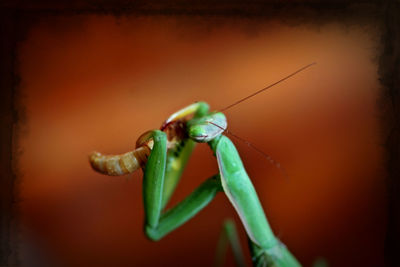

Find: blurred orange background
<box><xmin>17</xmin><ymin>16</ymin><xmax>385</xmax><ymax>266</ymax></box>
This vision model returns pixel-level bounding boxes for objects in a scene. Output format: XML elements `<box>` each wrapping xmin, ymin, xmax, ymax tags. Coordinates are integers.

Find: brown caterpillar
<box><xmin>89</xmin><ymin>120</ymin><xmax>187</xmax><ymax>176</ymax></box>
<box><xmin>89</xmin><ymin>146</ymin><xmax>151</xmax><ymax>176</ymax></box>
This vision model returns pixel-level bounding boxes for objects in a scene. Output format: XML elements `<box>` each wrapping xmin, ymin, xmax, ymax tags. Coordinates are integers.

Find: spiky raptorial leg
<box><xmin>141</xmin><ymin>130</ymin><xmax>223</xmax><ymax>241</ymax></box>
<box><xmin>157</xmin><ymin>101</ymin><xmax>210</xmax><ymax>209</ymax></box>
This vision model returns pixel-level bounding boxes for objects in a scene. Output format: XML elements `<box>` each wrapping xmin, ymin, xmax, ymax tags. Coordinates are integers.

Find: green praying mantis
<box><xmin>89</xmin><ymin>63</ymin><xmax>316</xmax><ymax>266</ymax></box>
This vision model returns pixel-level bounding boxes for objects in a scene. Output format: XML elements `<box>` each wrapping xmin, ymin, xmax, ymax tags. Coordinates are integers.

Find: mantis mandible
<box><xmin>89</xmin><ymin>63</ymin><xmax>315</xmax><ymax>266</ymax></box>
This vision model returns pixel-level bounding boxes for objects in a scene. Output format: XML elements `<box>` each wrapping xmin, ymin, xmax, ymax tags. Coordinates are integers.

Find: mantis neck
<box><xmin>207</xmin><ymin>134</ymin><xmax>222</xmax><ymax>155</ymax></box>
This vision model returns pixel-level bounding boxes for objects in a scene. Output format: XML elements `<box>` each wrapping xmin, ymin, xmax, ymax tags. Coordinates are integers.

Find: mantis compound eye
<box><xmin>188</xmin><ymin>126</ymin><xmax>211</xmax><ymax>142</ymax></box>
<box><xmin>187</xmin><ymin>112</ymin><xmax>227</xmax><ymax>143</ymax></box>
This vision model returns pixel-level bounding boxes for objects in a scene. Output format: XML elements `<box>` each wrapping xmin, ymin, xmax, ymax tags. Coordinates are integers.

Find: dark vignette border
<box><xmin>0</xmin><ymin>1</ymin><xmax>398</xmax><ymax>266</ymax></box>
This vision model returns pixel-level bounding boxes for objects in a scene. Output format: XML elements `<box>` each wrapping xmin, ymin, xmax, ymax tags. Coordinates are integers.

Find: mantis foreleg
<box><xmin>89</xmin><ymin>101</ymin><xmax>301</xmax><ymax>266</ymax></box>
<box><xmin>160</xmin><ymin>102</ymin><xmax>210</xmax><ymax>209</ymax></box>
<box><xmin>146</xmin><ymin>175</ymin><xmax>222</xmax><ymax>241</ymax></box>
<box><xmin>142</xmin><ymin>130</ymin><xmax>222</xmax><ymax>241</ymax></box>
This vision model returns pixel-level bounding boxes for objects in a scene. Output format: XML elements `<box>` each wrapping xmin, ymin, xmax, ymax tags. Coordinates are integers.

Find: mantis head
<box><xmin>187</xmin><ymin>112</ymin><xmax>227</xmax><ymax>143</ymax></box>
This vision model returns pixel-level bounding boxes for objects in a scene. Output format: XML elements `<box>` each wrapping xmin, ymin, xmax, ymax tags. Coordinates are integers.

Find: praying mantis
<box><xmin>89</xmin><ymin>63</ymin><xmax>316</xmax><ymax>266</ymax></box>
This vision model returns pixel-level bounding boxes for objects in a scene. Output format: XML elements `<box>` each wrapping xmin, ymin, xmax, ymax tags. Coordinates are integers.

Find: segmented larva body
<box><xmin>90</xmin><ymin>119</ymin><xmax>186</xmax><ymax>176</ymax></box>
<box><xmin>89</xmin><ymin>146</ymin><xmax>151</xmax><ymax>176</ymax></box>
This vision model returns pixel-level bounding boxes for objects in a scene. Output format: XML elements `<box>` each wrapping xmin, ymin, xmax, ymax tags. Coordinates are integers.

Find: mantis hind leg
<box><xmin>215</xmin><ymin>219</ymin><xmax>246</xmax><ymax>267</ymax></box>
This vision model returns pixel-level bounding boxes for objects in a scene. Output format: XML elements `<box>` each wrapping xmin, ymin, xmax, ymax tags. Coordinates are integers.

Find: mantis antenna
<box><xmin>209</xmin><ymin>62</ymin><xmax>316</xmax><ymax>177</ymax></box>
<box><xmin>209</xmin><ymin>62</ymin><xmax>317</xmax><ymax>177</ymax></box>
<box><xmin>218</xmin><ymin>62</ymin><xmax>316</xmax><ymax>112</ymax></box>
<box><xmin>207</xmin><ymin>121</ymin><xmax>288</xmax><ymax>179</ymax></box>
